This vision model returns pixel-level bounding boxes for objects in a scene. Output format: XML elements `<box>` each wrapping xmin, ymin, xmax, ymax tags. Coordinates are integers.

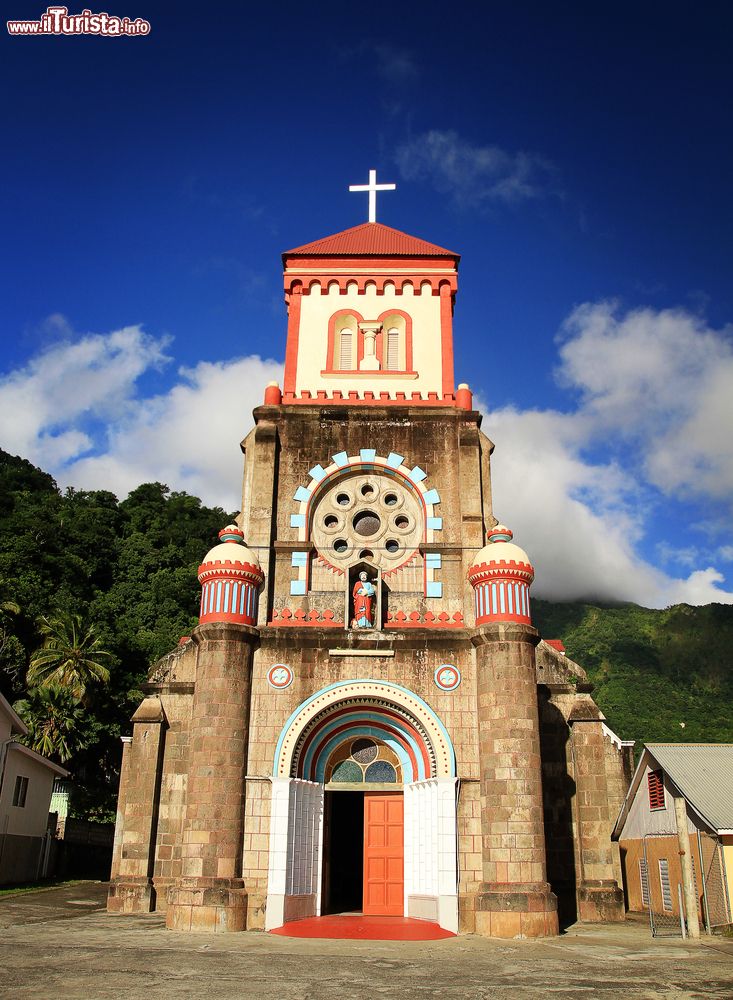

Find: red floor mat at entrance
<box><xmin>269</xmin><ymin>915</ymin><xmax>455</xmax><ymax>940</ymax></box>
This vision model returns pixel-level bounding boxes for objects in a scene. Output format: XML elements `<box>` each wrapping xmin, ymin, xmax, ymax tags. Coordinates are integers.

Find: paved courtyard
<box><xmin>1</xmin><ymin>882</ymin><xmax>732</xmax><ymax>999</ymax></box>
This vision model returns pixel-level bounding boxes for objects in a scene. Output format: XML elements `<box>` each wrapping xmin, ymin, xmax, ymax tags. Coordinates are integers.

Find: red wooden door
<box><xmin>363</xmin><ymin>793</ymin><xmax>404</xmax><ymax>916</ymax></box>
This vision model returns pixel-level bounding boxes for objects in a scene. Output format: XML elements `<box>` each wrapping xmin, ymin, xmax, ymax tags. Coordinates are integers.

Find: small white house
<box><xmin>0</xmin><ymin>691</ymin><xmax>68</xmax><ymax>884</ymax></box>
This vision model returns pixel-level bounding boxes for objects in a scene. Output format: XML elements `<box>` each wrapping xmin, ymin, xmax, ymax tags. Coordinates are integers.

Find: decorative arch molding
<box><xmin>273</xmin><ymin>679</ymin><xmax>456</xmax><ymax>781</ymax></box>
<box><xmin>288</xmin><ymin>450</ymin><xmax>443</xmax><ymax>597</ymax></box>
<box><xmin>290</xmin><ymin>449</ymin><xmax>442</xmax><ymax>542</ymax></box>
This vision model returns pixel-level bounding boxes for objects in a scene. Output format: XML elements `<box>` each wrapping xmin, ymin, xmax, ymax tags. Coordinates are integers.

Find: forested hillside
<box><xmin>533</xmin><ymin>600</ymin><xmax>733</xmax><ymax>748</ymax></box>
<box><xmin>1</xmin><ymin>448</ymin><xmax>731</xmax><ymax>820</ymax></box>
<box><xmin>0</xmin><ymin>449</ymin><xmax>231</xmax><ymax>820</ymax></box>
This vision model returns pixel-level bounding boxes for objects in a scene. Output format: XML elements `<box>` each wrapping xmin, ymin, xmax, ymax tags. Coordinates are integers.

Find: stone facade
<box><xmin>108</xmin><ymin>221</ymin><xmax>631</xmax><ymax>937</ymax></box>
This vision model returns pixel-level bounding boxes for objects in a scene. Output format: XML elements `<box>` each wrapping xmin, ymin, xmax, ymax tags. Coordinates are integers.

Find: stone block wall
<box><xmin>242</xmin><ymin>777</ymin><xmax>272</xmax><ymax>928</ymax></box>
<box><xmin>151</xmin><ymin>687</ymin><xmax>194</xmax><ymax>909</ymax></box>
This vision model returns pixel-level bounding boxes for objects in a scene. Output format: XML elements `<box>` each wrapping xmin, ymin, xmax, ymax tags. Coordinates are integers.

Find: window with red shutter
<box><xmin>648</xmin><ymin>769</ymin><xmax>665</xmax><ymax>810</ymax></box>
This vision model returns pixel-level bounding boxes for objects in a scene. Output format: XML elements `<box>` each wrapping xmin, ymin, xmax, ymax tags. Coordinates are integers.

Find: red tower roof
<box><xmin>283</xmin><ymin>222</ymin><xmax>460</xmax><ymax>261</ymax></box>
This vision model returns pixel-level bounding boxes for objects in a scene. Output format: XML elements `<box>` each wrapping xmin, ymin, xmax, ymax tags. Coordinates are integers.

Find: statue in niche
<box><xmin>352</xmin><ymin>571</ymin><xmax>376</xmax><ymax>629</ymax></box>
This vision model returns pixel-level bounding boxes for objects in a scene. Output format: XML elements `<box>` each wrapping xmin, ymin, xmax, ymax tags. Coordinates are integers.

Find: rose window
<box><xmin>311</xmin><ymin>471</ymin><xmax>423</xmax><ymax>571</ymax></box>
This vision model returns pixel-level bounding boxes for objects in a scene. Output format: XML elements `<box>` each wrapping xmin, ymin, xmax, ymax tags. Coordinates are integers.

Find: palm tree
<box><xmin>14</xmin><ymin>686</ymin><xmax>88</xmax><ymax>762</ymax></box>
<box><xmin>27</xmin><ymin>612</ymin><xmax>111</xmax><ymax>701</ymax></box>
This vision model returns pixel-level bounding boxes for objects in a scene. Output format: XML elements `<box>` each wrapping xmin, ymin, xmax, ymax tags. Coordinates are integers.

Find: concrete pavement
<box><xmin>0</xmin><ymin>882</ymin><xmax>732</xmax><ymax>999</ymax></box>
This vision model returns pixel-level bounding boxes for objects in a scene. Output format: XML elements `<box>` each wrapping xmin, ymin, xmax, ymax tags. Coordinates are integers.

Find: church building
<box><xmin>108</xmin><ymin>178</ymin><xmax>633</xmax><ymax>938</ymax></box>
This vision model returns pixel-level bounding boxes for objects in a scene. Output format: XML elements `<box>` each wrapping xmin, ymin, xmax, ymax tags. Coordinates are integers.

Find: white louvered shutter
<box><xmin>339</xmin><ymin>329</ymin><xmax>352</xmax><ymax>369</ymax></box>
<box><xmin>386</xmin><ymin>328</ymin><xmax>399</xmax><ymax>370</ymax></box>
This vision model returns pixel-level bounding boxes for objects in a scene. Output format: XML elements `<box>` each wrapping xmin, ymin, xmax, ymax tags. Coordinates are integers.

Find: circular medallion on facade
<box><xmin>434</xmin><ymin>664</ymin><xmax>461</xmax><ymax>691</ymax></box>
<box><xmin>267</xmin><ymin>664</ymin><xmax>293</xmax><ymax>690</ymax></box>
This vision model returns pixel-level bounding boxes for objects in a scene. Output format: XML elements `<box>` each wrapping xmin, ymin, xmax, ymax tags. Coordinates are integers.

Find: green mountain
<box><xmin>1</xmin><ymin>448</ymin><xmax>731</xmax><ymax>819</ymax></box>
<box><xmin>533</xmin><ymin>599</ymin><xmax>733</xmax><ymax>747</ymax></box>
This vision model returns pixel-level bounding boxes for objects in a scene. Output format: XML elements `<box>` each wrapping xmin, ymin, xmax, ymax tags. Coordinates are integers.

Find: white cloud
<box><xmin>661</xmin><ymin>568</ymin><xmax>733</xmax><ymax>606</ymax></box>
<box><xmin>395</xmin><ymin>130</ymin><xmax>552</xmax><ymax>206</ymax></box>
<box><xmin>479</xmin><ymin>300</ymin><xmax>733</xmax><ymax>608</ymax></box>
<box><xmin>557</xmin><ymin>302</ymin><xmax>733</xmax><ymax>500</ymax></box>
<box><xmin>338</xmin><ymin>42</ymin><xmax>418</xmax><ymax>85</ymax></box>
<box><xmin>485</xmin><ymin>404</ymin><xmax>733</xmax><ymax>606</ymax></box>
<box><xmin>0</xmin><ymin>326</ymin><xmax>171</xmax><ymax>468</ymax></box>
<box><xmin>371</xmin><ymin>43</ymin><xmax>418</xmax><ymax>84</ymax></box>
<box><xmin>0</xmin><ymin>321</ymin><xmax>282</xmax><ymax>511</ymax></box>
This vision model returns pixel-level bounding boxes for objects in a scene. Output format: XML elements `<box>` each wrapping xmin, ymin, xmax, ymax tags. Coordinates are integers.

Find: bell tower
<box><xmin>280</xmin><ymin>221</ymin><xmax>464</xmax><ymax>406</ymax></box>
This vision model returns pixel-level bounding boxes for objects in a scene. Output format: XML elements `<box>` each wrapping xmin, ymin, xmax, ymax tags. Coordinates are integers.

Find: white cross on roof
<box><xmin>348</xmin><ymin>169</ymin><xmax>396</xmax><ymax>223</ymax></box>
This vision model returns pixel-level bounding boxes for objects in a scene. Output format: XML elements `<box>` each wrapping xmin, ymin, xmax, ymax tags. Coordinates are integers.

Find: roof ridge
<box><xmin>283</xmin><ymin>222</ymin><xmax>459</xmax><ymax>259</ymax></box>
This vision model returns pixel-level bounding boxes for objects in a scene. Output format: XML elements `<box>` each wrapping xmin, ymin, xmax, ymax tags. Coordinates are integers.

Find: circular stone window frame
<box><xmin>392</xmin><ymin>513</ymin><xmax>412</xmax><ymax>534</ymax></box>
<box><xmin>322</xmin><ymin>513</ymin><xmax>342</xmax><ymax>533</ymax></box>
<box><xmin>434</xmin><ymin>664</ymin><xmax>462</xmax><ymax>692</ymax></box>
<box><xmin>307</xmin><ymin>469</ymin><xmax>424</xmax><ymax>572</ymax></box>
<box><xmin>380</xmin><ymin>490</ymin><xmax>405</xmax><ymax>511</ymax></box>
<box><xmin>352</xmin><ymin>508</ymin><xmax>383</xmax><ymax>538</ymax></box>
<box><xmin>267</xmin><ymin>663</ymin><xmax>294</xmax><ymax>690</ymax></box>
<box><xmin>358</xmin><ymin>476</ymin><xmax>381</xmax><ymax>500</ymax></box>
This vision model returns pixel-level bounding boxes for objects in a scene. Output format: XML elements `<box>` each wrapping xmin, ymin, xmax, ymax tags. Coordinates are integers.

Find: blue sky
<box><xmin>2</xmin><ymin>1</ymin><xmax>732</xmax><ymax>606</ymax></box>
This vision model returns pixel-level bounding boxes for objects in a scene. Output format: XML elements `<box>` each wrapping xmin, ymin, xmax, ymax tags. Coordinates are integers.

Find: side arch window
<box><xmin>327</xmin><ymin>310</ymin><xmax>361</xmax><ymax>371</ymax></box>
<box><xmin>377</xmin><ymin>310</ymin><xmax>411</xmax><ymax>372</ymax></box>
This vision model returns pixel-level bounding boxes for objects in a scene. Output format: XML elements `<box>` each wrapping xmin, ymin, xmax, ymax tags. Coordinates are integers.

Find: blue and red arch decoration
<box><xmin>273</xmin><ymin>679</ymin><xmax>456</xmax><ymax>783</ymax></box>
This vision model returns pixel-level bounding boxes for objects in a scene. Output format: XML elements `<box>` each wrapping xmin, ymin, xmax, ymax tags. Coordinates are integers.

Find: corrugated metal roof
<box><xmin>284</xmin><ymin>222</ymin><xmax>459</xmax><ymax>259</ymax></box>
<box><xmin>647</xmin><ymin>743</ymin><xmax>733</xmax><ymax>831</ymax></box>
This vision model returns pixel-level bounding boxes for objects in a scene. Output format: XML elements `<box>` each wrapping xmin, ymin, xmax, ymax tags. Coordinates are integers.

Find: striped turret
<box><xmin>467</xmin><ymin>524</ymin><xmax>534</xmax><ymax>626</ymax></box>
<box><xmin>198</xmin><ymin>524</ymin><xmax>264</xmax><ymax>625</ymax></box>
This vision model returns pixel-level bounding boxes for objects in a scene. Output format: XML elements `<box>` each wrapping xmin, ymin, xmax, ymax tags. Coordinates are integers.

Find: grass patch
<box><xmin>0</xmin><ymin>878</ymin><xmax>89</xmax><ymax>898</ymax></box>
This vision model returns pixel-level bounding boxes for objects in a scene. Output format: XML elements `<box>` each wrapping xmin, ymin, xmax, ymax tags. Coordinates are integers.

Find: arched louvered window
<box><xmin>386</xmin><ymin>327</ymin><xmax>400</xmax><ymax>370</ymax></box>
<box><xmin>339</xmin><ymin>329</ymin><xmax>353</xmax><ymax>369</ymax></box>
<box><xmin>377</xmin><ymin>311</ymin><xmax>410</xmax><ymax>372</ymax></box>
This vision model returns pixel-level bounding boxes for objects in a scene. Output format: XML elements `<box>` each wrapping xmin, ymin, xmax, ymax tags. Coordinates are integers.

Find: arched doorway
<box><xmin>321</xmin><ymin>735</ymin><xmax>404</xmax><ymax>916</ymax></box>
<box><xmin>266</xmin><ymin>680</ymin><xmax>458</xmax><ymax>933</ymax></box>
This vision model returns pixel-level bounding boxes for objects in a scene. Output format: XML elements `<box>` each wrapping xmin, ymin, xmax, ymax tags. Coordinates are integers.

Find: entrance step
<box><xmin>269</xmin><ymin>915</ymin><xmax>454</xmax><ymax>940</ymax></box>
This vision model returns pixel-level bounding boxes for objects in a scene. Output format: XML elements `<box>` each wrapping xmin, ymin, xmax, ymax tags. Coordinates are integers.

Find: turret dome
<box><xmin>467</xmin><ymin>524</ymin><xmax>534</xmax><ymax>626</ymax></box>
<box><xmin>469</xmin><ymin>524</ymin><xmax>534</xmax><ymax>578</ymax></box>
<box><xmin>197</xmin><ymin>525</ymin><xmax>264</xmax><ymax>625</ymax></box>
<box><xmin>198</xmin><ymin>524</ymin><xmax>262</xmax><ymax>574</ymax></box>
